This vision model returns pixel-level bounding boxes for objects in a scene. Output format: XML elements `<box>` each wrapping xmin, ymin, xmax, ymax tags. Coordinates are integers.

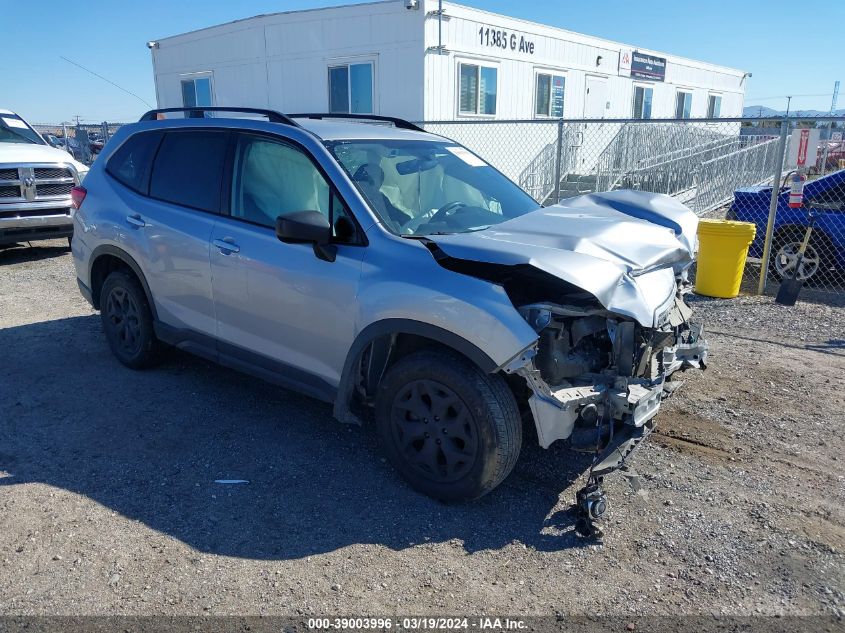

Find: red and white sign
<box><xmin>797</xmin><ymin>129</ymin><xmax>810</xmax><ymax>166</ymax></box>
<box><xmin>618</xmin><ymin>49</ymin><xmax>632</xmax><ymax>77</ymax></box>
<box><xmin>787</xmin><ymin>128</ymin><xmax>821</xmax><ymax>169</ymax></box>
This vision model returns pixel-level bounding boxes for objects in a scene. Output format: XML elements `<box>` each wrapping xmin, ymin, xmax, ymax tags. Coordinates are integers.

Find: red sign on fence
<box><xmin>788</xmin><ymin>128</ymin><xmax>820</xmax><ymax>169</ymax></box>
<box><xmin>797</xmin><ymin>129</ymin><xmax>810</xmax><ymax>166</ymax></box>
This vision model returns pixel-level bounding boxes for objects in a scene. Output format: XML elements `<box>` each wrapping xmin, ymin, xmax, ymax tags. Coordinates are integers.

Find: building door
<box><xmin>584</xmin><ymin>76</ymin><xmax>608</xmax><ymax>119</ymax></box>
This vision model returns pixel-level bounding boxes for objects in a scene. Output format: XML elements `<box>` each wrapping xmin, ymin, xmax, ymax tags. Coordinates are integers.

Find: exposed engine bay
<box><xmin>502</xmin><ymin>273</ymin><xmax>708</xmax><ymax>536</ymax></box>
<box><xmin>509</xmin><ymin>290</ymin><xmax>707</xmax><ymax>449</ymax></box>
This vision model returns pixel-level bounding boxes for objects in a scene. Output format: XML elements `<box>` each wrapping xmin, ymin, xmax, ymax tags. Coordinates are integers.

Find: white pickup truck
<box><xmin>0</xmin><ymin>110</ymin><xmax>89</xmax><ymax>246</ymax></box>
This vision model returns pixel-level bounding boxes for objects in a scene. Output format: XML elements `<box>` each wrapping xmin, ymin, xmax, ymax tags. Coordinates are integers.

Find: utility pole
<box><xmin>785</xmin><ymin>96</ymin><xmax>792</xmax><ymax>117</ymax></box>
<box><xmin>820</xmin><ymin>80</ymin><xmax>840</xmax><ymax>175</ymax></box>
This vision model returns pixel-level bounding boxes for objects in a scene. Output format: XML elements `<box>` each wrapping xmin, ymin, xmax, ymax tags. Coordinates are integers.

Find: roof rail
<box><xmin>138</xmin><ymin>107</ymin><xmax>300</xmax><ymax>127</ymax></box>
<box><xmin>289</xmin><ymin>113</ymin><xmax>424</xmax><ymax>132</ymax></box>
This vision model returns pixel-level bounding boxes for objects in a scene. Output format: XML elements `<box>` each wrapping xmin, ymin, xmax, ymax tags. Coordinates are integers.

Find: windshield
<box><xmin>327</xmin><ymin>139</ymin><xmax>540</xmax><ymax>236</ymax></box>
<box><xmin>0</xmin><ymin>115</ymin><xmax>45</xmax><ymax>145</ymax></box>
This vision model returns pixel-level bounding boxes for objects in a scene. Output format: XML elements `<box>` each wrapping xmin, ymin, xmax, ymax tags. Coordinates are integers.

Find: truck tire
<box><xmin>99</xmin><ymin>269</ymin><xmax>163</xmax><ymax>369</ymax></box>
<box><xmin>375</xmin><ymin>349</ymin><xmax>522</xmax><ymax>501</ymax></box>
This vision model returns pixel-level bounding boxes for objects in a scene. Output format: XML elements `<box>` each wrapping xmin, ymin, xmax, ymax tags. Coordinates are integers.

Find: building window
<box><xmin>707</xmin><ymin>94</ymin><xmax>722</xmax><ymax>118</ymax></box>
<box><xmin>535</xmin><ymin>73</ymin><xmax>565</xmax><ymax>117</ymax></box>
<box><xmin>328</xmin><ymin>63</ymin><xmax>374</xmax><ymax>114</ymax></box>
<box><xmin>633</xmin><ymin>86</ymin><xmax>653</xmax><ymax>119</ymax></box>
<box><xmin>181</xmin><ymin>76</ymin><xmax>213</xmax><ymax>108</ymax></box>
<box><xmin>459</xmin><ymin>63</ymin><xmax>497</xmax><ymax>115</ymax></box>
<box><xmin>675</xmin><ymin>91</ymin><xmax>693</xmax><ymax>119</ymax></box>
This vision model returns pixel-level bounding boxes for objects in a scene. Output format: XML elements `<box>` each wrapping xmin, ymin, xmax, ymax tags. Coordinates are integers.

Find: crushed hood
<box><xmin>429</xmin><ymin>190</ymin><xmax>699</xmax><ymax>327</ymax></box>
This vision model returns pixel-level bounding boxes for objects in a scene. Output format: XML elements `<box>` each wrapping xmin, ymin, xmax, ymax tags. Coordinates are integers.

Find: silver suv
<box><xmin>72</xmin><ymin>108</ymin><xmax>707</xmax><ymax>536</ymax></box>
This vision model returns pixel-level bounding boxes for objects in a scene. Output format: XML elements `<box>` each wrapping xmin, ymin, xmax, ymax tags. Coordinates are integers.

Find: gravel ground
<box><xmin>0</xmin><ymin>240</ymin><xmax>843</xmax><ymax>617</ymax></box>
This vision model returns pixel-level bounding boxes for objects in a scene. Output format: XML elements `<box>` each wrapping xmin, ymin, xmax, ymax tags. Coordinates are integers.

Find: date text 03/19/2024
<box><xmin>307</xmin><ymin>617</ymin><xmax>528</xmax><ymax>630</ymax></box>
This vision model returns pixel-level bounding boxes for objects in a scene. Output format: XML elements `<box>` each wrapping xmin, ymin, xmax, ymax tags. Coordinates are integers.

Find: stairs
<box><xmin>555</xmin><ymin>174</ymin><xmax>598</xmax><ymax>201</ymax></box>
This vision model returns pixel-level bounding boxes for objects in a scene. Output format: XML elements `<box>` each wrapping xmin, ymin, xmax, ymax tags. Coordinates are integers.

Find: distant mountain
<box><xmin>743</xmin><ymin>106</ymin><xmax>782</xmax><ymax>117</ymax></box>
<box><xmin>743</xmin><ymin>105</ymin><xmax>845</xmax><ymax>117</ymax></box>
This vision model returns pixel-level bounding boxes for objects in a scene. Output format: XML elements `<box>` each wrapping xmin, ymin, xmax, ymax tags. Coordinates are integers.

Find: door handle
<box><xmin>126</xmin><ymin>214</ymin><xmax>146</xmax><ymax>228</ymax></box>
<box><xmin>213</xmin><ymin>238</ymin><xmax>240</xmax><ymax>254</ymax></box>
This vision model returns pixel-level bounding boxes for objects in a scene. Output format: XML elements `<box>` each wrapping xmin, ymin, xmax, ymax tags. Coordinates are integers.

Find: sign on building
<box><xmin>630</xmin><ymin>52</ymin><xmax>666</xmax><ymax>82</ymax></box>
<box><xmin>618</xmin><ymin>49</ymin><xmax>632</xmax><ymax>77</ymax></box>
<box><xmin>550</xmin><ymin>76</ymin><xmax>565</xmax><ymax>117</ymax></box>
<box><xmin>787</xmin><ymin>128</ymin><xmax>821</xmax><ymax>169</ymax></box>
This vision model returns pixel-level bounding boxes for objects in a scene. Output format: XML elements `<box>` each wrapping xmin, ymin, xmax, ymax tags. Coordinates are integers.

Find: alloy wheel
<box><xmin>774</xmin><ymin>241</ymin><xmax>821</xmax><ymax>282</ymax></box>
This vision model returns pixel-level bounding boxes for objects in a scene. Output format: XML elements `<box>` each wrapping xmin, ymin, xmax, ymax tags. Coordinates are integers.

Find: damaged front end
<box><xmin>509</xmin><ymin>293</ymin><xmax>707</xmax><ymax>450</ymax></box>
<box><xmin>504</xmin><ymin>277</ymin><xmax>707</xmax><ymax>537</ymax></box>
<box><xmin>422</xmin><ymin>190</ymin><xmax>711</xmax><ymax>535</ymax></box>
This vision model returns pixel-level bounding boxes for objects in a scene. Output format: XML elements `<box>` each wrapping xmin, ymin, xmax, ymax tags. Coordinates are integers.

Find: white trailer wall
<box><xmin>423</xmin><ymin>1</ymin><xmax>747</xmax><ymax>121</ymax></box>
<box><xmin>421</xmin><ymin>1</ymin><xmax>747</xmax><ymax>187</ymax></box>
<box><xmin>151</xmin><ymin>1</ymin><xmax>746</xmax><ymax>125</ymax></box>
<box><xmin>151</xmin><ymin>2</ymin><xmax>427</xmax><ymax>119</ymax></box>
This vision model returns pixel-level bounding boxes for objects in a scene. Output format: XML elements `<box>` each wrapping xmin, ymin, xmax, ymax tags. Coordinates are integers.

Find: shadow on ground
<box><xmin>0</xmin><ymin>242</ymin><xmax>71</xmax><ymax>265</ymax></box>
<box><xmin>0</xmin><ymin>315</ymin><xmax>594</xmax><ymax>561</ymax></box>
<box><xmin>805</xmin><ymin>338</ymin><xmax>845</xmax><ymax>353</ymax></box>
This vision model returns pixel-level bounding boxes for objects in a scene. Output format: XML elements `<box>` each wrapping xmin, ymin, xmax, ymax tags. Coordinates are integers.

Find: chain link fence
<box><xmin>25</xmin><ymin>115</ymin><xmax>844</xmax><ymax>297</ymax></box>
<box><xmin>31</xmin><ymin>122</ymin><xmax>125</xmax><ymax>166</ymax></box>
<box><xmin>423</xmin><ymin>116</ymin><xmax>845</xmax><ymax>298</ymax></box>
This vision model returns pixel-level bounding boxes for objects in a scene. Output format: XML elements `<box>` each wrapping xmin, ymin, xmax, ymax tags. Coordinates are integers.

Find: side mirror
<box><xmin>275</xmin><ymin>210</ymin><xmax>336</xmax><ymax>262</ymax></box>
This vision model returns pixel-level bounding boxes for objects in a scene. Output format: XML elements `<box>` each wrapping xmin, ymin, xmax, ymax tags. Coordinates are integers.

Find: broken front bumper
<box><xmin>507</xmin><ymin>312</ymin><xmax>708</xmax><ymax>450</ymax></box>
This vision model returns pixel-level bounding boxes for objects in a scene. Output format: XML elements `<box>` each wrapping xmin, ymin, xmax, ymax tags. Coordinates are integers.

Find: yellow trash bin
<box><xmin>695</xmin><ymin>219</ymin><xmax>757</xmax><ymax>298</ymax></box>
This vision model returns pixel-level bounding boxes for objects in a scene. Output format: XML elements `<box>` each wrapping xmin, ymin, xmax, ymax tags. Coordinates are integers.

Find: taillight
<box><xmin>71</xmin><ymin>186</ymin><xmax>87</xmax><ymax>210</ymax></box>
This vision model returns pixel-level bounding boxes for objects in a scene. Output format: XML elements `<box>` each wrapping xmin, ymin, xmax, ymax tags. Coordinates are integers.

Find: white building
<box><xmin>148</xmin><ymin>0</ymin><xmax>748</xmax><ymax>123</ymax></box>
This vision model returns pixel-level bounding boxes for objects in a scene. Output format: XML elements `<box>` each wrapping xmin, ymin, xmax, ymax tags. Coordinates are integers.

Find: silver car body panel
<box><xmin>209</xmin><ymin>215</ymin><xmax>366</xmax><ymax>386</ymax></box>
<box><xmin>355</xmin><ymin>230</ymin><xmax>540</xmax><ymax>368</ymax></box>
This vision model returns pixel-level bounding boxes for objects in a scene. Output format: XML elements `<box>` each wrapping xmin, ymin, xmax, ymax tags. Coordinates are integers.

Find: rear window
<box><xmin>105</xmin><ymin>131</ymin><xmax>162</xmax><ymax>193</ymax></box>
<box><xmin>149</xmin><ymin>130</ymin><xmax>229</xmax><ymax>212</ymax></box>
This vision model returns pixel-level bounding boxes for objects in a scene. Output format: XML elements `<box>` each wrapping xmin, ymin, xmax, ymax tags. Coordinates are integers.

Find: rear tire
<box><xmin>99</xmin><ymin>270</ymin><xmax>163</xmax><ymax>369</ymax></box>
<box><xmin>375</xmin><ymin>349</ymin><xmax>522</xmax><ymax>501</ymax></box>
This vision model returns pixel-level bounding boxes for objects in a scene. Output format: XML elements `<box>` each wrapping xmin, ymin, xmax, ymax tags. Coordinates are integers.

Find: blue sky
<box><xmin>5</xmin><ymin>0</ymin><xmax>843</xmax><ymax>122</ymax></box>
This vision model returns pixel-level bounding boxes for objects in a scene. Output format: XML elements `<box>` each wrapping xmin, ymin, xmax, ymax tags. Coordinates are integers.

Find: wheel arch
<box><xmin>773</xmin><ymin>223</ymin><xmax>836</xmax><ymax>254</ymax></box>
<box><xmin>333</xmin><ymin>319</ymin><xmax>501</xmax><ymax>425</ymax></box>
<box><xmin>89</xmin><ymin>245</ymin><xmax>156</xmax><ymax>317</ymax></box>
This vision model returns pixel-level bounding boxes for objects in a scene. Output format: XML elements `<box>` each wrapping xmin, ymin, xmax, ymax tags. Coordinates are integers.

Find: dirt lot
<box><xmin>1</xmin><ymin>239</ymin><xmax>843</xmax><ymax>617</ymax></box>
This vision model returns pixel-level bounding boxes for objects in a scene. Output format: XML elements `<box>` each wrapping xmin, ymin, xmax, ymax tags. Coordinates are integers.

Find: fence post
<box><xmin>757</xmin><ymin>119</ymin><xmax>790</xmax><ymax>295</ymax></box>
<box><xmin>553</xmin><ymin>119</ymin><xmax>564</xmax><ymax>204</ymax></box>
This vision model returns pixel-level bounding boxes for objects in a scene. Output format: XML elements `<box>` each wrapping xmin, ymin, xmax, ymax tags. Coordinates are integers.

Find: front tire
<box><xmin>99</xmin><ymin>270</ymin><xmax>162</xmax><ymax>369</ymax></box>
<box><xmin>375</xmin><ymin>349</ymin><xmax>522</xmax><ymax>501</ymax></box>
